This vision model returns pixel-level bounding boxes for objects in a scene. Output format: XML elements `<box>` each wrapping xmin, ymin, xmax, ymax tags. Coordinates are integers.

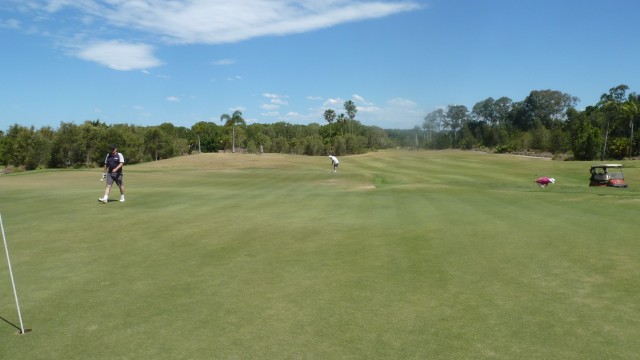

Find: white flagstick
<box><xmin>0</xmin><ymin>213</ymin><xmax>26</xmax><ymax>334</ymax></box>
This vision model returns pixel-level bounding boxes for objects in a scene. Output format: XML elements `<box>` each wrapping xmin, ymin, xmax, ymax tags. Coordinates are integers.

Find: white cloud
<box><xmin>261</xmin><ymin>103</ymin><xmax>279</xmax><ymax>111</ymax></box>
<box><xmin>166</xmin><ymin>96</ymin><xmax>180</xmax><ymax>102</ymax></box>
<box><xmin>16</xmin><ymin>1</ymin><xmax>421</xmax><ymax>69</ymax></box>
<box><xmin>76</xmin><ymin>40</ymin><xmax>163</xmax><ymax>71</ymax></box>
<box><xmin>323</xmin><ymin>98</ymin><xmax>344</xmax><ymax>107</ymax></box>
<box><xmin>352</xmin><ymin>94</ymin><xmax>366</xmax><ymax>103</ymax></box>
<box><xmin>358</xmin><ymin>105</ymin><xmax>381</xmax><ymax>113</ymax></box>
<box><xmin>1</xmin><ymin>19</ymin><xmax>21</xmax><ymax>29</ymax></box>
<box><xmin>228</xmin><ymin>106</ymin><xmax>245</xmax><ymax>113</ymax></box>
<box><xmin>270</xmin><ymin>98</ymin><xmax>288</xmax><ymax>106</ymax></box>
<box><xmin>38</xmin><ymin>1</ymin><xmax>422</xmax><ymax>45</ymax></box>
<box><xmin>387</xmin><ymin>98</ymin><xmax>417</xmax><ymax>107</ymax></box>
<box><xmin>369</xmin><ymin>97</ymin><xmax>423</xmax><ymax>128</ymax></box>
<box><xmin>314</xmin><ymin>94</ymin><xmax>423</xmax><ymax>128</ymax></box>
<box><xmin>262</xmin><ymin>93</ymin><xmax>289</xmax><ymax>106</ymax></box>
<box><xmin>212</xmin><ymin>58</ymin><xmax>235</xmax><ymax>65</ymax></box>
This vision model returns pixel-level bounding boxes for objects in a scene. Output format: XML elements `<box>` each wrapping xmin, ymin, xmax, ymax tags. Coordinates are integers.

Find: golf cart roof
<box><xmin>591</xmin><ymin>164</ymin><xmax>623</xmax><ymax>169</ymax></box>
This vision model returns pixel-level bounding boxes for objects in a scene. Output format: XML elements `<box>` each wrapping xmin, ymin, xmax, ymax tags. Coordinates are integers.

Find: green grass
<box><xmin>1</xmin><ymin>150</ymin><xmax>639</xmax><ymax>359</ymax></box>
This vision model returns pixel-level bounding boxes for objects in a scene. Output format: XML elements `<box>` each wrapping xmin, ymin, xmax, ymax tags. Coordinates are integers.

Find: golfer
<box><xmin>534</xmin><ymin>176</ymin><xmax>555</xmax><ymax>188</ymax></box>
<box><xmin>99</xmin><ymin>144</ymin><xmax>126</xmax><ymax>203</ymax></box>
<box><xmin>329</xmin><ymin>155</ymin><xmax>339</xmax><ymax>173</ymax></box>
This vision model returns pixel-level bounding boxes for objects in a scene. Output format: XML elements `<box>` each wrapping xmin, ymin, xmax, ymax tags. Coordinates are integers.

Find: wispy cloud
<box><xmin>323</xmin><ymin>98</ymin><xmax>344</xmax><ymax>108</ymax></box>
<box><xmin>166</xmin><ymin>96</ymin><xmax>181</xmax><ymax>102</ymax></box>
<box><xmin>76</xmin><ymin>40</ymin><xmax>163</xmax><ymax>71</ymax></box>
<box><xmin>0</xmin><ymin>18</ymin><xmax>20</xmax><ymax>29</ymax></box>
<box><xmin>270</xmin><ymin>98</ymin><xmax>288</xmax><ymax>106</ymax></box>
<box><xmin>387</xmin><ymin>98</ymin><xmax>417</xmax><ymax>107</ymax></box>
<box><xmin>43</xmin><ymin>1</ymin><xmax>423</xmax><ymax>44</ymax></box>
<box><xmin>212</xmin><ymin>58</ymin><xmax>235</xmax><ymax>65</ymax></box>
<box><xmin>228</xmin><ymin>106</ymin><xmax>246</xmax><ymax>113</ymax></box>
<box><xmin>262</xmin><ymin>93</ymin><xmax>289</xmax><ymax>108</ymax></box>
<box><xmin>11</xmin><ymin>1</ymin><xmax>422</xmax><ymax>69</ymax></box>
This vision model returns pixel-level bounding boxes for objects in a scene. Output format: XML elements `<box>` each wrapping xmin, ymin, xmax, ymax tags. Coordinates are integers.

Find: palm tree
<box><xmin>192</xmin><ymin>122</ymin><xmax>206</xmax><ymax>153</ymax></box>
<box><xmin>336</xmin><ymin>113</ymin><xmax>347</xmax><ymax>135</ymax></box>
<box><xmin>220</xmin><ymin>110</ymin><xmax>245</xmax><ymax>153</ymax></box>
<box><xmin>323</xmin><ymin>109</ymin><xmax>336</xmax><ymax>143</ymax></box>
<box><xmin>344</xmin><ymin>100</ymin><xmax>357</xmax><ymax>135</ymax></box>
<box><xmin>323</xmin><ymin>109</ymin><xmax>336</xmax><ymax>126</ymax></box>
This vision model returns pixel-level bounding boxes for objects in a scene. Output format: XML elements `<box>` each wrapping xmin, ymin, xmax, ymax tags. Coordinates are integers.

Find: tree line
<box><xmin>0</xmin><ymin>101</ymin><xmax>392</xmax><ymax>171</ymax></box>
<box><xmin>401</xmin><ymin>84</ymin><xmax>638</xmax><ymax>161</ymax></box>
<box><xmin>1</xmin><ymin>85</ymin><xmax>638</xmax><ymax>171</ymax></box>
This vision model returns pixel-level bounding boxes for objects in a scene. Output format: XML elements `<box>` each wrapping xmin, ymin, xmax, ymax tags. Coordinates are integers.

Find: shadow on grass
<box><xmin>0</xmin><ymin>314</ymin><xmax>21</xmax><ymax>332</ymax></box>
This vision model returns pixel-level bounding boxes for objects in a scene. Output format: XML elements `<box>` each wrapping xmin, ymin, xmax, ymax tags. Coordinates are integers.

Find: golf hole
<box><xmin>17</xmin><ymin>328</ymin><xmax>32</xmax><ymax>335</ymax></box>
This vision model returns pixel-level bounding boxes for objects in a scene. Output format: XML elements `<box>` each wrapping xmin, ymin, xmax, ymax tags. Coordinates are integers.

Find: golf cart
<box><xmin>589</xmin><ymin>164</ymin><xmax>628</xmax><ymax>188</ymax></box>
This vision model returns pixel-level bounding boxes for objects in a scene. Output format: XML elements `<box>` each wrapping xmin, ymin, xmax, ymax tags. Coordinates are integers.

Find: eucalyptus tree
<box><xmin>366</xmin><ymin>126</ymin><xmax>389</xmax><ymax>150</ymax></box>
<box><xmin>493</xmin><ymin>97</ymin><xmax>513</xmax><ymax>126</ymax></box>
<box><xmin>103</xmin><ymin>124</ymin><xmax>145</xmax><ymax>164</ymax></box>
<box><xmin>0</xmin><ymin>130</ymin><xmax>5</xmax><ymax>165</ymax></box>
<box><xmin>412</xmin><ymin>126</ymin><xmax>421</xmax><ymax>148</ymax></box>
<box><xmin>516</xmin><ymin>90</ymin><xmax>578</xmax><ymax>130</ymax></box>
<box><xmin>3</xmin><ymin>124</ymin><xmax>50</xmax><ymax>170</ymax></box>
<box><xmin>344</xmin><ymin>100</ymin><xmax>357</xmax><ymax>135</ymax></box>
<box><xmin>78</xmin><ymin>120</ymin><xmax>106</xmax><ymax>166</ymax></box>
<box><xmin>144</xmin><ymin>127</ymin><xmax>172</xmax><ymax>161</ymax></box>
<box><xmin>246</xmin><ymin>123</ymin><xmax>273</xmax><ymax>153</ymax></box>
<box><xmin>220</xmin><ymin>110</ymin><xmax>246</xmax><ymax>153</ymax></box>
<box><xmin>566</xmin><ymin>108</ymin><xmax>594</xmax><ymax>160</ymax></box>
<box><xmin>445</xmin><ymin>105</ymin><xmax>469</xmax><ymax>147</ymax></box>
<box><xmin>597</xmin><ymin>84</ymin><xmax>629</xmax><ymax>160</ymax></box>
<box><xmin>472</xmin><ymin>97</ymin><xmax>496</xmax><ymax>124</ymax></box>
<box><xmin>49</xmin><ymin>122</ymin><xmax>81</xmax><ymax>167</ymax></box>
<box><xmin>191</xmin><ymin>121</ymin><xmax>222</xmax><ymax>153</ymax></box>
<box><xmin>423</xmin><ymin>108</ymin><xmax>445</xmax><ymax>146</ymax></box>
<box><xmin>623</xmin><ymin>93</ymin><xmax>639</xmax><ymax>157</ymax></box>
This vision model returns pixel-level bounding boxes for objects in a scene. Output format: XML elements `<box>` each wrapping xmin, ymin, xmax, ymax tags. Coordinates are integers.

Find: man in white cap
<box><xmin>534</xmin><ymin>176</ymin><xmax>555</xmax><ymax>188</ymax></box>
<box><xmin>328</xmin><ymin>155</ymin><xmax>339</xmax><ymax>173</ymax></box>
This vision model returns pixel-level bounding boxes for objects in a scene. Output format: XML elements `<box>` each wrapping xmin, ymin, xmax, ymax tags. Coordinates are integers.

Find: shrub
<box><xmin>495</xmin><ymin>145</ymin><xmax>514</xmax><ymax>153</ymax></box>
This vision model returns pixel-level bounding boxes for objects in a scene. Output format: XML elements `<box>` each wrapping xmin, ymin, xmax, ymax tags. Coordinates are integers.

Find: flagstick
<box><xmin>1</xmin><ymin>213</ymin><xmax>26</xmax><ymax>334</ymax></box>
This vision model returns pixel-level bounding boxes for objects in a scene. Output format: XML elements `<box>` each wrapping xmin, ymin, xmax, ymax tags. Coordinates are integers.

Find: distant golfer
<box><xmin>99</xmin><ymin>144</ymin><xmax>126</xmax><ymax>203</ymax></box>
<box><xmin>329</xmin><ymin>155</ymin><xmax>339</xmax><ymax>173</ymax></box>
<box><xmin>534</xmin><ymin>177</ymin><xmax>555</xmax><ymax>188</ymax></box>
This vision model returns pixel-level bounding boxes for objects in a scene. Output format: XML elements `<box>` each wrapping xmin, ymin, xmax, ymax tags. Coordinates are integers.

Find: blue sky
<box><xmin>1</xmin><ymin>0</ymin><xmax>638</xmax><ymax>130</ymax></box>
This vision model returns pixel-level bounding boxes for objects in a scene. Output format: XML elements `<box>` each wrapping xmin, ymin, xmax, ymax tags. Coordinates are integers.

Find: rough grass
<box><xmin>1</xmin><ymin>150</ymin><xmax>639</xmax><ymax>359</ymax></box>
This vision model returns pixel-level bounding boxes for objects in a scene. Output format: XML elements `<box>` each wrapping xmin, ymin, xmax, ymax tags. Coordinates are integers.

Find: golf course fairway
<box><xmin>1</xmin><ymin>149</ymin><xmax>638</xmax><ymax>359</ymax></box>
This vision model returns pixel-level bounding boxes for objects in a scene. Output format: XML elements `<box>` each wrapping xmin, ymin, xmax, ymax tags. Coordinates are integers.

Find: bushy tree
<box><xmin>570</xmin><ymin>114</ymin><xmax>602</xmax><ymax>160</ymax></box>
<box><xmin>2</xmin><ymin>124</ymin><xmax>50</xmax><ymax>170</ymax></box>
